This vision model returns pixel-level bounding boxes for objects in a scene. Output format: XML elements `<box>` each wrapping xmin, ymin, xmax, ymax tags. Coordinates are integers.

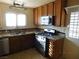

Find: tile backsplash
<box><xmin>38</xmin><ymin>25</ymin><xmax>67</xmax><ymax>33</ymax></box>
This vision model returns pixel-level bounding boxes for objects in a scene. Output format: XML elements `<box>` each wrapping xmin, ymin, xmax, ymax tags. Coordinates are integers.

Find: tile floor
<box><xmin>0</xmin><ymin>48</ymin><xmax>48</xmax><ymax>59</ymax></box>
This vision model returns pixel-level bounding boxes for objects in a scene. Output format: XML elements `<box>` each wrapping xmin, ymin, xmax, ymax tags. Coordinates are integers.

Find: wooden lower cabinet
<box><xmin>48</xmin><ymin>39</ymin><xmax>64</xmax><ymax>59</ymax></box>
<box><xmin>9</xmin><ymin>34</ymin><xmax>35</xmax><ymax>54</ymax></box>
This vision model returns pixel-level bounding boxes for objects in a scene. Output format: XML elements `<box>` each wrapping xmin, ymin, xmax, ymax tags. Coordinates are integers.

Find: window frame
<box><xmin>5</xmin><ymin>12</ymin><xmax>26</xmax><ymax>27</ymax></box>
<box><xmin>68</xmin><ymin>11</ymin><xmax>79</xmax><ymax>39</ymax></box>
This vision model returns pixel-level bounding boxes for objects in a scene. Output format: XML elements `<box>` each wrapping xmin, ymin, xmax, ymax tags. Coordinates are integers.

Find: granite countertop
<box><xmin>0</xmin><ymin>31</ymin><xmax>35</xmax><ymax>38</ymax></box>
<box><xmin>0</xmin><ymin>31</ymin><xmax>65</xmax><ymax>40</ymax></box>
<box><xmin>35</xmin><ymin>32</ymin><xmax>65</xmax><ymax>40</ymax></box>
<box><xmin>47</xmin><ymin>33</ymin><xmax>65</xmax><ymax>40</ymax></box>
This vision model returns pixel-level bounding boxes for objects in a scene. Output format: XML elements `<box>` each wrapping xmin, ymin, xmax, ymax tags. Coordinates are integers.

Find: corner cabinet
<box><xmin>9</xmin><ymin>34</ymin><xmax>35</xmax><ymax>54</ymax></box>
<box><xmin>48</xmin><ymin>39</ymin><xmax>64</xmax><ymax>59</ymax></box>
<box><xmin>55</xmin><ymin>0</ymin><xmax>67</xmax><ymax>26</ymax></box>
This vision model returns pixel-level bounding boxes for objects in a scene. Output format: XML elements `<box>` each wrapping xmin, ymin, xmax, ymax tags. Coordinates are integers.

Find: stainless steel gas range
<box><xmin>35</xmin><ymin>29</ymin><xmax>59</xmax><ymax>56</ymax></box>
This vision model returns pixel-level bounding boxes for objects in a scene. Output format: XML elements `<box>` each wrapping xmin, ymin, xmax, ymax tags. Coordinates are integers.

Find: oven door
<box><xmin>35</xmin><ymin>35</ymin><xmax>46</xmax><ymax>56</ymax></box>
<box><xmin>36</xmin><ymin>35</ymin><xmax>46</xmax><ymax>42</ymax></box>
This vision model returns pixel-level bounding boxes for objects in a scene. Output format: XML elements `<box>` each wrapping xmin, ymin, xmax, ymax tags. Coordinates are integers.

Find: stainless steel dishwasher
<box><xmin>0</xmin><ymin>38</ymin><xmax>9</xmax><ymax>56</ymax></box>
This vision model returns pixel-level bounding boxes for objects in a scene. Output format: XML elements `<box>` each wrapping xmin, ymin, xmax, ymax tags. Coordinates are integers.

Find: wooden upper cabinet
<box><xmin>61</xmin><ymin>9</ymin><xmax>66</xmax><ymax>27</ymax></box>
<box><xmin>0</xmin><ymin>9</ymin><xmax>1</xmax><ymax>27</ymax></box>
<box><xmin>42</xmin><ymin>5</ymin><xmax>48</xmax><ymax>16</ymax></box>
<box><xmin>37</xmin><ymin>7</ymin><xmax>42</xmax><ymax>24</ymax></box>
<box><xmin>53</xmin><ymin>2</ymin><xmax>56</xmax><ymax>16</ymax></box>
<box><xmin>33</xmin><ymin>7</ymin><xmax>42</xmax><ymax>25</ymax></box>
<box><xmin>55</xmin><ymin>0</ymin><xmax>66</xmax><ymax>26</ymax></box>
<box><xmin>0</xmin><ymin>7</ymin><xmax>2</xmax><ymax>27</ymax></box>
<box><xmin>47</xmin><ymin>2</ymin><xmax>54</xmax><ymax>16</ymax></box>
<box><xmin>55</xmin><ymin>0</ymin><xmax>62</xmax><ymax>26</ymax></box>
<box><xmin>61</xmin><ymin>0</ymin><xmax>67</xmax><ymax>27</ymax></box>
<box><xmin>33</xmin><ymin>8</ymin><xmax>38</xmax><ymax>25</ymax></box>
<box><xmin>33</xmin><ymin>1</ymin><xmax>66</xmax><ymax>26</ymax></box>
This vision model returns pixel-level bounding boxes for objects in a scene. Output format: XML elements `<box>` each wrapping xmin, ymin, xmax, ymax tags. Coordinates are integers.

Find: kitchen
<box><xmin>0</xmin><ymin>0</ymin><xmax>79</xmax><ymax>59</ymax></box>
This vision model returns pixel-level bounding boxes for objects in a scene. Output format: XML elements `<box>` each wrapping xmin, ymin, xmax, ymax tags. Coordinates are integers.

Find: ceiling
<box><xmin>0</xmin><ymin>0</ymin><xmax>55</xmax><ymax>8</ymax></box>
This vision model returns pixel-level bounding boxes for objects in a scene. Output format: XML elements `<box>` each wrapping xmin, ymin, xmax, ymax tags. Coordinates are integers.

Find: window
<box><xmin>5</xmin><ymin>13</ymin><xmax>16</xmax><ymax>26</ymax></box>
<box><xmin>5</xmin><ymin>13</ymin><xmax>26</xmax><ymax>27</ymax></box>
<box><xmin>17</xmin><ymin>14</ymin><xmax>26</xmax><ymax>26</ymax></box>
<box><xmin>69</xmin><ymin>11</ymin><xmax>79</xmax><ymax>39</ymax></box>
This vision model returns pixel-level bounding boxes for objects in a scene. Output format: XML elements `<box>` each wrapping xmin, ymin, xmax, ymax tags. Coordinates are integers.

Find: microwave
<box><xmin>40</xmin><ymin>16</ymin><xmax>54</xmax><ymax>25</ymax></box>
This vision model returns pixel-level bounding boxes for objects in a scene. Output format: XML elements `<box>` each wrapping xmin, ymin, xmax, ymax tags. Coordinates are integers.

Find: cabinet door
<box><xmin>33</xmin><ymin>8</ymin><xmax>38</xmax><ymax>25</ymax></box>
<box><xmin>0</xmin><ymin>8</ymin><xmax>1</xmax><ymax>27</ymax></box>
<box><xmin>9</xmin><ymin>37</ymin><xmax>22</xmax><ymax>53</ymax></box>
<box><xmin>21</xmin><ymin>34</ymin><xmax>35</xmax><ymax>50</ymax></box>
<box><xmin>55</xmin><ymin>0</ymin><xmax>62</xmax><ymax>26</ymax></box>
<box><xmin>61</xmin><ymin>0</ymin><xmax>66</xmax><ymax>27</ymax></box>
<box><xmin>53</xmin><ymin>39</ymin><xmax>64</xmax><ymax>59</ymax></box>
<box><xmin>0</xmin><ymin>6</ymin><xmax>2</xmax><ymax>27</ymax></box>
<box><xmin>42</xmin><ymin>5</ymin><xmax>48</xmax><ymax>16</ymax></box>
<box><xmin>47</xmin><ymin>2</ymin><xmax>54</xmax><ymax>16</ymax></box>
<box><xmin>55</xmin><ymin>0</ymin><xmax>66</xmax><ymax>27</ymax></box>
<box><xmin>61</xmin><ymin>9</ymin><xmax>66</xmax><ymax>27</ymax></box>
<box><xmin>53</xmin><ymin>2</ymin><xmax>56</xmax><ymax>16</ymax></box>
<box><xmin>37</xmin><ymin>7</ymin><xmax>42</xmax><ymax>24</ymax></box>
